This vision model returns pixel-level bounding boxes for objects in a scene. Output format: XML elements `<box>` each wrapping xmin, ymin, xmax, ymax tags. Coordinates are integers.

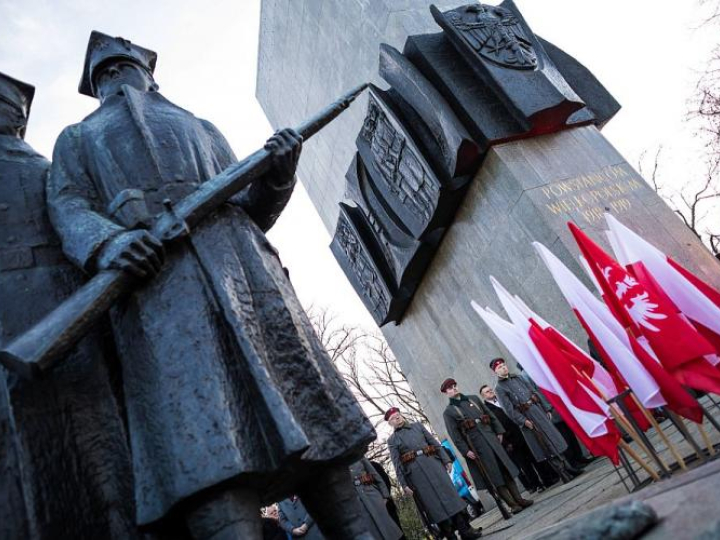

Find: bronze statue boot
<box><xmin>507</xmin><ymin>480</ymin><xmax>534</xmax><ymax>508</ymax></box>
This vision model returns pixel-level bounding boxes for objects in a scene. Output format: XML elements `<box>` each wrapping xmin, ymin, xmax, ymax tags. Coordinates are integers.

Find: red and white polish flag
<box><xmin>569</xmin><ymin>221</ymin><xmax>720</xmax><ymax>397</ymax></box>
<box><xmin>534</xmin><ymin>242</ymin><xmax>703</xmax><ymax>423</ymax></box>
<box><xmin>605</xmin><ymin>212</ymin><xmax>720</xmax><ymax>365</ymax></box>
<box><xmin>471</xmin><ymin>279</ymin><xmax>621</xmax><ymax>464</ymax></box>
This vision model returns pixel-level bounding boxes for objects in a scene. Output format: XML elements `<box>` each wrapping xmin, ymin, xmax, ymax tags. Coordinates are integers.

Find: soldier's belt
<box><xmin>400</xmin><ymin>445</ymin><xmax>437</xmax><ymax>464</ymax></box>
<box><xmin>460</xmin><ymin>415</ymin><xmax>491</xmax><ymax>431</ymax></box>
<box><xmin>517</xmin><ymin>395</ymin><xmax>540</xmax><ymax>412</ymax></box>
<box><xmin>353</xmin><ymin>472</ymin><xmax>375</xmax><ymax>486</ymax></box>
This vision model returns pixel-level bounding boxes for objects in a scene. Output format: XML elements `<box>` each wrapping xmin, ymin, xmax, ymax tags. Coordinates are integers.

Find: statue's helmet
<box><xmin>0</xmin><ymin>72</ymin><xmax>35</xmax><ymax>138</ymax></box>
<box><xmin>79</xmin><ymin>30</ymin><xmax>157</xmax><ymax>98</ymax></box>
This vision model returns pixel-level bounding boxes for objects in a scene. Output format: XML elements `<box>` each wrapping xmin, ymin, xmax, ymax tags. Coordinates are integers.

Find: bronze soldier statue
<box><xmin>45</xmin><ymin>31</ymin><xmax>375</xmax><ymax>539</ymax></box>
<box><xmin>441</xmin><ymin>377</ymin><xmax>533</xmax><ymax>515</ymax></box>
<box><xmin>386</xmin><ymin>408</ymin><xmax>482</xmax><ymax>540</ymax></box>
<box><xmin>0</xmin><ymin>72</ymin><xmax>136</xmax><ymax>539</ymax></box>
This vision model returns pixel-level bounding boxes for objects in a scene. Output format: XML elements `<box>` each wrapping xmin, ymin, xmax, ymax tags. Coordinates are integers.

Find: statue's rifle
<box><xmin>0</xmin><ymin>84</ymin><xmax>368</xmax><ymax>379</ymax></box>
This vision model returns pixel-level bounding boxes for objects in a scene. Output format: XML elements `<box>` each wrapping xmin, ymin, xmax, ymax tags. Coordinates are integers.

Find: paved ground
<box><xmin>468</xmin><ymin>397</ymin><xmax>720</xmax><ymax>539</ymax></box>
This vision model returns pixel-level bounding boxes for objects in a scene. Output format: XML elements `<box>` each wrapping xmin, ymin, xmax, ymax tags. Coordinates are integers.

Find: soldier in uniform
<box><xmin>491</xmin><ymin>358</ymin><xmax>582</xmax><ymax>482</ymax></box>
<box><xmin>348</xmin><ymin>458</ymin><xmax>403</xmax><ymax>540</ymax></box>
<box><xmin>441</xmin><ymin>378</ymin><xmax>532</xmax><ymax>514</ymax></box>
<box><xmin>480</xmin><ymin>384</ymin><xmax>546</xmax><ymax>493</ymax></box>
<box><xmin>46</xmin><ymin>32</ymin><xmax>375</xmax><ymax>539</ymax></box>
<box><xmin>0</xmin><ymin>72</ymin><xmax>136</xmax><ymax>538</ymax></box>
<box><xmin>386</xmin><ymin>408</ymin><xmax>482</xmax><ymax>540</ymax></box>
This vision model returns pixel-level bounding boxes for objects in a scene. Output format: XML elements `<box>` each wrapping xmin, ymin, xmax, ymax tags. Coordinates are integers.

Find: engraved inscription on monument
<box><xmin>541</xmin><ymin>164</ymin><xmax>643</xmax><ymax>224</ymax></box>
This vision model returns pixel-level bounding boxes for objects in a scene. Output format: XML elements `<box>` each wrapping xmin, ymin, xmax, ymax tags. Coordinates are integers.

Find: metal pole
<box><xmin>663</xmin><ymin>408</ymin><xmax>707</xmax><ymax>463</ymax></box>
<box><xmin>610</xmin><ymin>391</ymin><xmax>671</xmax><ymax>478</ymax></box>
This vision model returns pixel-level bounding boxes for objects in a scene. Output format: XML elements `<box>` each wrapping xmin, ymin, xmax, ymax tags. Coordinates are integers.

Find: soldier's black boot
<box><xmin>452</xmin><ymin>511</ymin><xmax>483</xmax><ymax>539</ymax></box>
<box><xmin>497</xmin><ymin>486</ymin><xmax>523</xmax><ymax>514</ymax></box>
<box><xmin>299</xmin><ymin>466</ymin><xmax>374</xmax><ymax>540</ymax></box>
<box><xmin>507</xmin><ymin>480</ymin><xmax>534</xmax><ymax>508</ymax></box>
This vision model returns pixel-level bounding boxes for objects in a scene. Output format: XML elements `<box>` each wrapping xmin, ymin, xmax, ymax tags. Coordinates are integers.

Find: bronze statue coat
<box><xmin>387</xmin><ymin>421</ymin><xmax>465</xmax><ymax>524</ymax></box>
<box><xmin>348</xmin><ymin>458</ymin><xmax>403</xmax><ymax>540</ymax></box>
<box><xmin>443</xmin><ymin>394</ymin><xmax>518</xmax><ymax>490</ymax></box>
<box><xmin>47</xmin><ymin>88</ymin><xmax>374</xmax><ymax>526</ymax></box>
<box><xmin>494</xmin><ymin>375</ymin><xmax>568</xmax><ymax>462</ymax></box>
<box><xmin>0</xmin><ymin>135</ymin><xmax>136</xmax><ymax>539</ymax></box>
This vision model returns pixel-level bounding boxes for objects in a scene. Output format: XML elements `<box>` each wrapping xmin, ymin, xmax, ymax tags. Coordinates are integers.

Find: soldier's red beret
<box><xmin>440</xmin><ymin>378</ymin><xmax>457</xmax><ymax>393</ymax></box>
<box><xmin>384</xmin><ymin>407</ymin><xmax>400</xmax><ymax>421</ymax></box>
<box><xmin>489</xmin><ymin>358</ymin><xmax>506</xmax><ymax>371</ymax></box>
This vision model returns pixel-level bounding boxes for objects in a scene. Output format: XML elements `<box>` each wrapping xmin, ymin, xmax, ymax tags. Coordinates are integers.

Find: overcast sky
<box><xmin>1</xmin><ymin>0</ymin><xmax>717</xmax><ymax>333</ymax></box>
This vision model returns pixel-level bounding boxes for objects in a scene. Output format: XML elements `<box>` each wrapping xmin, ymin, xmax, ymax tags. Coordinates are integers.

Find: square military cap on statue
<box><xmin>79</xmin><ymin>30</ymin><xmax>157</xmax><ymax>97</ymax></box>
<box><xmin>0</xmin><ymin>72</ymin><xmax>35</xmax><ymax>120</ymax></box>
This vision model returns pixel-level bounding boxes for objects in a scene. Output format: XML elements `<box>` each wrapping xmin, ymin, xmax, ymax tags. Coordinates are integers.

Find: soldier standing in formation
<box><xmin>441</xmin><ymin>378</ymin><xmax>533</xmax><ymax>514</ymax></box>
<box><xmin>491</xmin><ymin>358</ymin><xmax>582</xmax><ymax>482</ymax></box>
<box><xmin>480</xmin><ymin>384</ymin><xmax>547</xmax><ymax>493</ymax></box>
<box><xmin>348</xmin><ymin>458</ymin><xmax>404</xmax><ymax>540</ymax></box>
<box><xmin>386</xmin><ymin>408</ymin><xmax>482</xmax><ymax>540</ymax></box>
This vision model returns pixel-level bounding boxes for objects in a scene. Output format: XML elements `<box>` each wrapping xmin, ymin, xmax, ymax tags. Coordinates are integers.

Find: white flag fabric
<box><xmin>533</xmin><ymin>242</ymin><xmax>667</xmax><ymax>408</ymax></box>
<box><xmin>511</xmin><ymin>293</ymin><xmax>618</xmax><ymax>398</ymax></box>
<box><xmin>478</xmin><ymin>279</ymin><xmax>610</xmax><ymax>437</ymax></box>
<box><xmin>605</xmin><ymin>212</ymin><xmax>720</xmax><ymax>366</ymax></box>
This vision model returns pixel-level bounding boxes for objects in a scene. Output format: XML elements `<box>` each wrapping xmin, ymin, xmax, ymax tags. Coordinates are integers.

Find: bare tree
<box><xmin>636</xmin><ymin>3</ymin><xmax>720</xmax><ymax>258</ymax></box>
<box><xmin>639</xmin><ymin>146</ymin><xmax>720</xmax><ymax>258</ymax></box>
<box><xmin>309</xmin><ymin>307</ymin><xmax>431</xmax><ymax>469</ymax></box>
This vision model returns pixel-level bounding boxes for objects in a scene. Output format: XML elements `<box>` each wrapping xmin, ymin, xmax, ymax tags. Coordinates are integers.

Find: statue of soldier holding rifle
<box><xmin>40</xmin><ymin>31</ymin><xmax>375</xmax><ymax>540</ymax></box>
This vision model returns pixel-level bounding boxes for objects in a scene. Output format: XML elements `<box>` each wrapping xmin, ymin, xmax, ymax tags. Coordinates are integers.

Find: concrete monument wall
<box><xmin>256</xmin><ymin>0</ymin><xmax>720</xmax><ymax>434</ymax></box>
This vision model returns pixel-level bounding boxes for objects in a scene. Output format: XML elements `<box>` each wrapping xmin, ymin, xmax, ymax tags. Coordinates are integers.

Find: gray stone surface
<box><xmin>257</xmin><ymin>1</ymin><xmax>720</xmax><ymax>439</ymax></box>
<box><xmin>473</xmin><ymin>397</ymin><xmax>720</xmax><ymax>539</ymax></box>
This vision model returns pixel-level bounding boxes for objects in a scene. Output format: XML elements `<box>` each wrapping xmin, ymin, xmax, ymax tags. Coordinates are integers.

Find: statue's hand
<box><xmin>264</xmin><ymin>128</ymin><xmax>302</xmax><ymax>187</ymax></box>
<box><xmin>97</xmin><ymin>230</ymin><xmax>165</xmax><ymax>278</ymax></box>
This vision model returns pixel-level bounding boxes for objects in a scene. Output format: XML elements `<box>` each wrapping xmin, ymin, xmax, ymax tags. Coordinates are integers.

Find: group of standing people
<box><xmin>379</xmin><ymin>357</ymin><xmax>593</xmax><ymax>539</ymax></box>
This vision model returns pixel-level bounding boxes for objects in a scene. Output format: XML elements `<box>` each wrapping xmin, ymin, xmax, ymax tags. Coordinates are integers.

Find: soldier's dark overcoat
<box><xmin>348</xmin><ymin>458</ymin><xmax>403</xmax><ymax>540</ymax></box>
<box><xmin>387</xmin><ymin>421</ymin><xmax>465</xmax><ymax>524</ymax></box>
<box><xmin>443</xmin><ymin>394</ymin><xmax>518</xmax><ymax>490</ymax></box>
<box><xmin>46</xmin><ymin>88</ymin><xmax>375</xmax><ymax>525</ymax></box>
<box><xmin>0</xmin><ymin>135</ymin><xmax>136</xmax><ymax>539</ymax></box>
<box><xmin>494</xmin><ymin>375</ymin><xmax>567</xmax><ymax>461</ymax></box>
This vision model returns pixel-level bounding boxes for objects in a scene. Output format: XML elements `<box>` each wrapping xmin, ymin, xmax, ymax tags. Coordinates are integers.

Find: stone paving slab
<box><xmin>469</xmin><ymin>397</ymin><xmax>720</xmax><ymax>539</ymax></box>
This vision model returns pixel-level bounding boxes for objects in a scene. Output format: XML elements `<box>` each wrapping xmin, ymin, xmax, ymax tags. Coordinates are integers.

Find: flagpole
<box><xmin>664</xmin><ymin>410</ymin><xmax>706</xmax><ymax>462</ymax></box>
<box><xmin>697</xmin><ymin>423</ymin><xmax>716</xmax><ymax>456</ymax></box>
<box><xmin>569</xmin><ymin>365</ymin><xmax>668</xmax><ymax>478</ymax></box>
<box><xmin>618</xmin><ymin>440</ymin><xmax>662</xmax><ymax>482</ymax></box>
<box><xmin>628</xmin><ymin>394</ymin><xmax>688</xmax><ymax>470</ymax></box>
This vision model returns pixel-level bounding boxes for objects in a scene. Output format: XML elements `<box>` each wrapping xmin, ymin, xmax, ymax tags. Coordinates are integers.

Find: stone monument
<box><xmin>256</xmin><ymin>0</ymin><xmax>720</xmax><ymax>433</ymax></box>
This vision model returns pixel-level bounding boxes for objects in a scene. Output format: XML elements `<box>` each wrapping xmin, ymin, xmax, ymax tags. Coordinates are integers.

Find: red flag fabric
<box><xmin>569</xmin><ymin>222</ymin><xmax>720</xmax><ymax>396</ymax></box>
<box><xmin>574</xmin><ymin>307</ymin><xmax>702</xmax><ymax>424</ymax></box>
<box><xmin>667</xmin><ymin>258</ymin><xmax>720</xmax><ymax>354</ymax></box>
<box><xmin>528</xmin><ymin>321</ymin><xmax>621</xmax><ymax>464</ymax></box>
<box><xmin>547</xmin><ymin>316</ymin><xmax>652</xmax><ymax>430</ymax></box>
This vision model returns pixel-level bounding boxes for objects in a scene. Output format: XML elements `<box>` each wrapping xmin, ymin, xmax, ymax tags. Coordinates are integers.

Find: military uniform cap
<box><xmin>0</xmin><ymin>72</ymin><xmax>35</xmax><ymax>118</ymax></box>
<box><xmin>79</xmin><ymin>30</ymin><xmax>157</xmax><ymax>97</ymax></box>
<box><xmin>440</xmin><ymin>377</ymin><xmax>457</xmax><ymax>393</ymax></box>
<box><xmin>489</xmin><ymin>358</ymin><xmax>505</xmax><ymax>371</ymax></box>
